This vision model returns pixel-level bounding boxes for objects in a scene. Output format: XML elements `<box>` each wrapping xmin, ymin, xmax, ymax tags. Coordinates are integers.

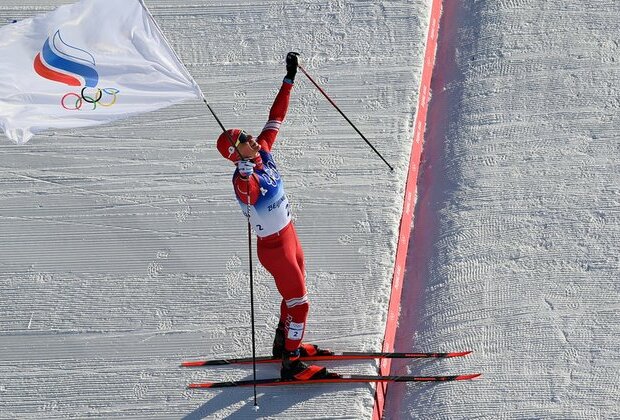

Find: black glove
<box><xmin>285</xmin><ymin>52</ymin><xmax>299</xmax><ymax>82</ymax></box>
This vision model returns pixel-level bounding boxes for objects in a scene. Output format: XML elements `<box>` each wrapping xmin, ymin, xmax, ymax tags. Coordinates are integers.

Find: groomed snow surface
<box><xmin>1</xmin><ymin>0</ymin><xmax>618</xmax><ymax>419</ymax></box>
<box><xmin>388</xmin><ymin>1</ymin><xmax>619</xmax><ymax>419</ymax></box>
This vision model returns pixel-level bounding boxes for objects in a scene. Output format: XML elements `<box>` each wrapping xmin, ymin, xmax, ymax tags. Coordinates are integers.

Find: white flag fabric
<box><xmin>0</xmin><ymin>0</ymin><xmax>203</xmax><ymax>144</ymax></box>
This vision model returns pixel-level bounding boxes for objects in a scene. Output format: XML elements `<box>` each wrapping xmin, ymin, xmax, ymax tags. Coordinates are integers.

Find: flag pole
<box><xmin>201</xmin><ymin>98</ymin><xmax>260</xmax><ymax>409</ymax></box>
<box><xmin>140</xmin><ymin>10</ymin><xmax>260</xmax><ymax>402</ymax></box>
<box><xmin>145</xmin><ymin>0</ymin><xmax>260</xmax><ymax>400</ymax></box>
<box><xmin>138</xmin><ymin>0</ymin><xmax>204</xmax><ymax>99</ymax></box>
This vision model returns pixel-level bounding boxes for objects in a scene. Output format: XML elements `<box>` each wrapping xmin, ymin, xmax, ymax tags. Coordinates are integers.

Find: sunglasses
<box><xmin>234</xmin><ymin>131</ymin><xmax>251</xmax><ymax>148</ymax></box>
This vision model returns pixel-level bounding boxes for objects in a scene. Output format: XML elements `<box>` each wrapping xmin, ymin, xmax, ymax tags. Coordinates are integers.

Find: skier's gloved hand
<box><xmin>236</xmin><ymin>159</ymin><xmax>256</xmax><ymax>178</ymax></box>
<box><xmin>285</xmin><ymin>52</ymin><xmax>299</xmax><ymax>83</ymax></box>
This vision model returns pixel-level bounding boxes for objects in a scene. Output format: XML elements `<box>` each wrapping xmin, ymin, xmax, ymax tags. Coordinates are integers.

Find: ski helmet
<box><xmin>216</xmin><ymin>128</ymin><xmax>249</xmax><ymax>161</ymax></box>
<box><xmin>217</xmin><ymin>128</ymin><xmax>243</xmax><ymax>162</ymax></box>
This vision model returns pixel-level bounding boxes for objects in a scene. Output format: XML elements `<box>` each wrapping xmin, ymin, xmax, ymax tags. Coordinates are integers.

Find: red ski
<box><xmin>181</xmin><ymin>350</ymin><xmax>472</xmax><ymax>367</ymax></box>
<box><xmin>188</xmin><ymin>373</ymin><xmax>481</xmax><ymax>388</ymax></box>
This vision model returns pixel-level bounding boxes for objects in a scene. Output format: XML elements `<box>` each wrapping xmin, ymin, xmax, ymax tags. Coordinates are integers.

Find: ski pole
<box><xmin>202</xmin><ymin>97</ymin><xmax>259</xmax><ymax>408</ymax></box>
<box><xmin>246</xmin><ymin>215</ymin><xmax>260</xmax><ymax>411</ymax></box>
<box><xmin>297</xmin><ymin>64</ymin><xmax>394</xmax><ymax>171</ymax></box>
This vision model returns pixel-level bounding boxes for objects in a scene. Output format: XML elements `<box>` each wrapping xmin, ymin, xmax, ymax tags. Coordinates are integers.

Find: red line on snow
<box><xmin>372</xmin><ymin>1</ymin><xmax>443</xmax><ymax>419</ymax></box>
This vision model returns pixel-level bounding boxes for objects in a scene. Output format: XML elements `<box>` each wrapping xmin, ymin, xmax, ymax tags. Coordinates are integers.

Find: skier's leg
<box><xmin>257</xmin><ymin>232</ymin><xmax>308</xmax><ymax>351</ymax></box>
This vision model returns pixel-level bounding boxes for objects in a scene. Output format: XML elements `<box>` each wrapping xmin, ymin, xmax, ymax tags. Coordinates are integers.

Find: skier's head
<box><xmin>216</xmin><ymin>129</ymin><xmax>260</xmax><ymax>161</ymax></box>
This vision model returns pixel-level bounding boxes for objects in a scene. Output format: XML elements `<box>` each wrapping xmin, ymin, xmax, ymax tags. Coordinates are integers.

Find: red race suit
<box><xmin>233</xmin><ymin>80</ymin><xmax>308</xmax><ymax>352</ymax></box>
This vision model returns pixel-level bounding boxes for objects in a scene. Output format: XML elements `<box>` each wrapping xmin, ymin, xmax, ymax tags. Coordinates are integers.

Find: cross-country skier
<box><xmin>216</xmin><ymin>52</ymin><xmax>333</xmax><ymax>381</ymax></box>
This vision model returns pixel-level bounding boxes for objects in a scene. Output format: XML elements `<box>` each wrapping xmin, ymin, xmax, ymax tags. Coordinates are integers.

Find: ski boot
<box><xmin>272</xmin><ymin>322</ymin><xmax>333</xmax><ymax>358</ymax></box>
<box><xmin>281</xmin><ymin>348</ymin><xmax>337</xmax><ymax>380</ymax></box>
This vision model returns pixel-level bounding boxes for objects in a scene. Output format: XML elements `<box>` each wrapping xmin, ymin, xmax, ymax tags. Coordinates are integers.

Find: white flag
<box><xmin>0</xmin><ymin>0</ymin><xmax>203</xmax><ymax>144</ymax></box>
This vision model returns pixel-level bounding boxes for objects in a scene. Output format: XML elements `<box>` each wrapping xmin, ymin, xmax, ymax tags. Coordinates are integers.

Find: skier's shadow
<box><xmin>182</xmin><ymin>372</ymin><xmax>351</xmax><ymax>419</ymax></box>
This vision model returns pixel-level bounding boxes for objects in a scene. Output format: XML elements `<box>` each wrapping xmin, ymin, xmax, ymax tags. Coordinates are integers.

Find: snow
<box><xmin>387</xmin><ymin>1</ymin><xmax>620</xmax><ymax>418</ymax></box>
<box><xmin>0</xmin><ymin>0</ymin><xmax>618</xmax><ymax>419</ymax></box>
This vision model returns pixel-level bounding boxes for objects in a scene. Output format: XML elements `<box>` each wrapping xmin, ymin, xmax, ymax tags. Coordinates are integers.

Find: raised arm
<box><xmin>257</xmin><ymin>52</ymin><xmax>299</xmax><ymax>152</ymax></box>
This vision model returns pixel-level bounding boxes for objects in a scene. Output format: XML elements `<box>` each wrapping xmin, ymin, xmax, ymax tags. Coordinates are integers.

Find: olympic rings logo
<box><xmin>61</xmin><ymin>87</ymin><xmax>120</xmax><ymax>111</ymax></box>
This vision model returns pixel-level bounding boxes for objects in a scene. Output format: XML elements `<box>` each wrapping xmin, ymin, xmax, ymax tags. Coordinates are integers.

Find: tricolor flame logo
<box><xmin>33</xmin><ymin>30</ymin><xmax>119</xmax><ymax>110</ymax></box>
<box><xmin>34</xmin><ymin>30</ymin><xmax>99</xmax><ymax>88</ymax></box>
